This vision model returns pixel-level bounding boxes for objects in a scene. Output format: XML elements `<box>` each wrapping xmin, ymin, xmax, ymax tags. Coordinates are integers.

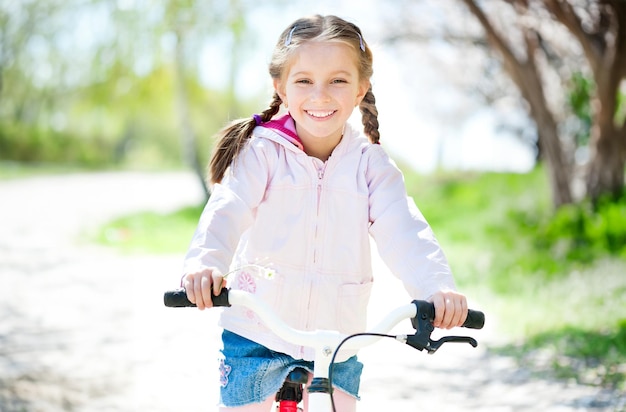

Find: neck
<box><xmin>302</xmin><ymin>133</ymin><xmax>343</xmax><ymax>162</ymax></box>
<box><xmin>298</xmin><ymin>125</ymin><xmax>345</xmax><ymax>162</ymax></box>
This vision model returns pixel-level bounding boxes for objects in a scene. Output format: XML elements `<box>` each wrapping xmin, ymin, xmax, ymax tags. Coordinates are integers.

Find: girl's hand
<box><xmin>182</xmin><ymin>267</ymin><xmax>224</xmax><ymax>310</ymax></box>
<box><xmin>429</xmin><ymin>290</ymin><xmax>468</xmax><ymax>329</ymax></box>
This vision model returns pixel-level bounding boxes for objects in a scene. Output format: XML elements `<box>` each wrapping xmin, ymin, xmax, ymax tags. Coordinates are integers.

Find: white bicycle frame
<box><xmin>224</xmin><ymin>289</ymin><xmax>418</xmax><ymax>412</ymax></box>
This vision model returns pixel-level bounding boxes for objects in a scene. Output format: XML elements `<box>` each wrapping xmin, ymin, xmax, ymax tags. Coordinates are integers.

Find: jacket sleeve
<box><xmin>366</xmin><ymin>147</ymin><xmax>457</xmax><ymax>300</ymax></box>
<box><xmin>182</xmin><ymin>138</ymin><xmax>271</xmax><ymax>276</ymax></box>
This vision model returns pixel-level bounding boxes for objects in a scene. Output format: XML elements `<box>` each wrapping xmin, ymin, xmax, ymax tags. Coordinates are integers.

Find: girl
<box><xmin>182</xmin><ymin>14</ymin><xmax>468</xmax><ymax>412</ymax></box>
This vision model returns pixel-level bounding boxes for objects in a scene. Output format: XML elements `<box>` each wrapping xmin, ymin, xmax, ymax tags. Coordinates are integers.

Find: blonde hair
<box><xmin>209</xmin><ymin>15</ymin><xmax>379</xmax><ymax>184</ymax></box>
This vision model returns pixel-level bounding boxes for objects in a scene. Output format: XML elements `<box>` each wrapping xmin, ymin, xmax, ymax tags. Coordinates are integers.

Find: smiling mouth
<box><xmin>306</xmin><ymin>110</ymin><xmax>337</xmax><ymax>119</ymax></box>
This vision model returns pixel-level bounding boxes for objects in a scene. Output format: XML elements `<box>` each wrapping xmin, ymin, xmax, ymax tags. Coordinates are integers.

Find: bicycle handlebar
<box><xmin>163</xmin><ymin>288</ymin><xmax>484</xmax><ymax>328</ymax></box>
<box><xmin>163</xmin><ymin>288</ymin><xmax>485</xmax><ymax>354</ymax></box>
<box><xmin>164</xmin><ymin>287</ymin><xmax>484</xmax><ymax>412</ymax></box>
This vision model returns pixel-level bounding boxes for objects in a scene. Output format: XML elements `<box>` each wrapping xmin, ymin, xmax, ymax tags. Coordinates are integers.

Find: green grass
<box><xmin>96</xmin><ymin>204</ymin><xmax>203</xmax><ymax>255</ymax></box>
<box><xmin>0</xmin><ymin>161</ymin><xmax>89</xmax><ymax>179</ymax></box>
<box><xmin>91</xmin><ymin>164</ymin><xmax>626</xmax><ymax>390</ymax></box>
<box><xmin>499</xmin><ymin>320</ymin><xmax>626</xmax><ymax>388</ymax></box>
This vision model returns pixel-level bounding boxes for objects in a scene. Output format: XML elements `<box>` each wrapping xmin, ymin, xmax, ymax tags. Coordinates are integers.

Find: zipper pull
<box><xmin>317</xmin><ymin>162</ymin><xmax>327</xmax><ymax>180</ymax></box>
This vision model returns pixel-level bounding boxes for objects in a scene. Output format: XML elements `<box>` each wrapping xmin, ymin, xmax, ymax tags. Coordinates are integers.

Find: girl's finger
<box><xmin>194</xmin><ymin>275</ymin><xmax>206</xmax><ymax>310</ymax></box>
<box><xmin>184</xmin><ymin>275</ymin><xmax>196</xmax><ymax>304</ymax></box>
<box><xmin>431</xmin><ymin>293</ymin><xmax>445</xmax><ymax>327</ymax></box>
<box><xmin>213</xmin><ymin>273</ymin><xmax>224</xmax><ymax>296</ymax></box>
<box><xmin>200</xmin><ymin>275</ymin><xmax>213</xmax><ymax>309</ymax></box>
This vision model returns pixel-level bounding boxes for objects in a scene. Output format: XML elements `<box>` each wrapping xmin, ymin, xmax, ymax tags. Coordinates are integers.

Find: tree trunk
<box><xmin>174</xmin><ymin>29</ymin><xmax>210</xmax><ymax>201</ymax></box>
<box><xmin>544</xmin><ymin>0</ymin><xmax>626</xmax><ymax>202</ymax></box>
<box><xmin>461</xmin><ymin>0</ymin><xmax>574</xmax><ymax>208</ymax></box>
<box><xmin>585</xmin><ymin>100</ymin><xmax>625</xmax><ymax>202</ymax></box>
<box><xmin>582</xmin><ymin>10</ymin><xmax>626</xmax><ymax>202</ymax></box>
<box><xmin>531</xmin><ymin>104</ymin><xmax>574</xmax><ymax>207</ymax></box>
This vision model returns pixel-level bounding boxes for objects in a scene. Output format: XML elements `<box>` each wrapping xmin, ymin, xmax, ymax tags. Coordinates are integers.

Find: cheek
<box><xmin>284</xmin><ymin>87</ymin><xmax>305</xmax><ymax>107</ymax></box>
<box><xmin>346</xmin><ymin>90</ymin><xmax>363</xmax><ymax>107</ymax></box>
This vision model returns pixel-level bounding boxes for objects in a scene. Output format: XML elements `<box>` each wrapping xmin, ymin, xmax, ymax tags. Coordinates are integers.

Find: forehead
<box><xmin>285</xmin><ymin>41</ymin><xmax>360</xmax><ymax>76</ymax></box>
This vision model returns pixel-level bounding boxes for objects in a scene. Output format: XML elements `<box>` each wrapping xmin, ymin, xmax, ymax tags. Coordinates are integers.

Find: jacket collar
<box><xmin>256</xmin><ymin>114</ymin><xmax>304</xmax><ymax>151</ymax></box>
<box><xmin>254</xmin><ymin>114</ymin><xmax>366</xmax><ymax>158</ymax></box>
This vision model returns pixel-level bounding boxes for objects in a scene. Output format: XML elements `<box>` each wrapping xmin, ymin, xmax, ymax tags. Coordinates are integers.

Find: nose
<box><xmin>310</xmin><ymin>84</ymin><xmax>331</xmax><ymax>103</ymax></box>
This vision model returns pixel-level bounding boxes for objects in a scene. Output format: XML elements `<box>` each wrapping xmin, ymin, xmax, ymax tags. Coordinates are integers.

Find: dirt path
<box><xmin>0</xmin><ymin>171</ymin><xmax>623</xmax><ymax>411</ymax></box>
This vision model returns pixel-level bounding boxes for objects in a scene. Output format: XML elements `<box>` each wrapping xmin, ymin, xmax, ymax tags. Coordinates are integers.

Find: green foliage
<box><xmin>0</xmin><ymin>1</ymin><xmax>266</xmax><ymax>172</ymax></box>
<box><xmin>0</xmin><ymin>123</ymin><xmax>114</xmax><ymax>167</ymax></box>
<box><xmin>96</xmin><ymin>204</ymin><xmax>203</xmax><ymax>254</ymax></box>
<box><xmin>415</xmin><ymin>169</ymin><xmax>626</xmax><ymax>286</ymax></box>
<box><xmin>0</xmin><ymin>61</ymin><xmax>252</xmax><ymax>169</ymax></box>
<box><xmin>0</xmin><ymin>161</ymin><xmax>87</xmax><ymax>179</ymax></box>
<box><xmin>567</xmin><ymin>72</ymin><xmax>593</xmax><ymax>147</ymax></box>
<box><xmin>567</xmin><ymin>71</ymin><xmax>626</xmax><ymax>146</ymax></box>
<box><xmin>538</xmin><ymin>196</ymin><xmax>626</xmax><ymax>260</ymax></box>
<box><xmin>403</xmin><ymin>167</ymin><xmax>551</xmax><ymax>287</ymax></box>
<box><xmin>540</xmin><ymin>321</ymin><xmax>626</xmax><ymax>365</ymax></box>
<box><xmin>494</xmin><ymin>194</ymin><xmax>626</xmax><ymax>281</ymax></box>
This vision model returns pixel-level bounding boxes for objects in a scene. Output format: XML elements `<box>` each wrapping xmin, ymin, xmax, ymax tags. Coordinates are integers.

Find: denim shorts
<box><xmin>219</xmin><ymin>330</ymin><xmax>362</xmax><ymax>407</ymax></box>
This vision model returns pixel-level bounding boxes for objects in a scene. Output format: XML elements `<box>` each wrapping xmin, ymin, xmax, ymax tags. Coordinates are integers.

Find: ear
<box><xmin>355</xmin><ymin>80</ymin><xmax>370</xmax><ymax>107</ymax></box>
<box><xmin>273</xmin><ymin>79</ymin><xmax>288</xmax><ymax>108</ymax></box>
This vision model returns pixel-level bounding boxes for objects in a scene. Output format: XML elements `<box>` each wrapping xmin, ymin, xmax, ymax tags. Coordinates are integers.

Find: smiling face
<box><xmin>274</xmin><ymin>41</ymin><xmax>369</xmax><ymax>160</ymax></box>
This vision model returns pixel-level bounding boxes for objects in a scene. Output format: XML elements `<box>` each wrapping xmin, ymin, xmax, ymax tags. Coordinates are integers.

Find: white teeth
<box><xmin>307</xmin><ymin>110</ymin><xmax>335</xmax><ymax>118</ymax></box>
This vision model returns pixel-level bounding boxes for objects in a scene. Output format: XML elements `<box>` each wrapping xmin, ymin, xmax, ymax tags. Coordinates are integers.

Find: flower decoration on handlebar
<box><xmin>220</xmin><ymin>262</ymin><xmax>277</xmax><ymax>290</ymax></box>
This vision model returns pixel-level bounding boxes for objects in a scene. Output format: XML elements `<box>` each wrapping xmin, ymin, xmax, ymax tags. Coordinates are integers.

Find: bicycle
<box><xmin>164</xmin><ymin>288</ymin><xmax>485</xmax><ymax>412</ymax></box>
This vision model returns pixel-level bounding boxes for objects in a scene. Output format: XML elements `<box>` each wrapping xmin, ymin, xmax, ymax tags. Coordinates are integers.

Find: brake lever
<box><xmin>404</xmin><ymin>300</ymin><xmax>478</xmax><ymax>354</ymax></box>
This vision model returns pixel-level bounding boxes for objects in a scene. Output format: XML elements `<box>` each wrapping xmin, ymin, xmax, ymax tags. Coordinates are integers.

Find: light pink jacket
<box><xmin>183</xmin><ymin>119</ymin><xmax>456</xmax><ymax>361</ymax></box>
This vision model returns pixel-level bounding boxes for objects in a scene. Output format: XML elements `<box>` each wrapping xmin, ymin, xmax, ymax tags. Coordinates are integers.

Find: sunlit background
<box><xmin>1</xmin><ymin>1</ymin><xmax>625</xmax><ymax>410</ymax></box>
<box><xmin>0</xmin><ymin>0</ymin><xmax>539</xmax><ymax>174</ymax></box>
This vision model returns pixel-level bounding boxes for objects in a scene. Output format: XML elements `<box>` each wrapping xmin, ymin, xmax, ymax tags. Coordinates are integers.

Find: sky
<box><xmin>200</xmin><ymin>0</ymin><xmax>536</xmax><ymax>173</ymax></box>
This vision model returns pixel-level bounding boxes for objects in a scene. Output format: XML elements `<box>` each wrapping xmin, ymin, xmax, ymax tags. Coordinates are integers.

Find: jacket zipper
<box><xmin>313</xmin><ymin>162</ymin><xmax>327</xmax><ymax>264</ymax></box>
<box><xmin>300</xmin><ymin>161</ymin><xmax>327</xmax><ymax>358</ymax></box>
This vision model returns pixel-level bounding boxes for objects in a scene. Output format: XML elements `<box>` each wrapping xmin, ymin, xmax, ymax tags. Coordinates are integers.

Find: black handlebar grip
<box><xmin>164</xmin><ymin>288</ymin><xmax>195</xmax><ymax>307</ymax></box>
<box><xmin>412</xmin><ymin>300</ymin><xmax>485</xmax><ymax>330</ymax></box>
<box><xmin>463</xmin><ymin>309</ymin><xmax>485</xmax><ymax>329</ymax></box>
<box><xmin>163</xmin><ymin>288</ymin><xmax>231</xmax><ymax>308</ymax></box>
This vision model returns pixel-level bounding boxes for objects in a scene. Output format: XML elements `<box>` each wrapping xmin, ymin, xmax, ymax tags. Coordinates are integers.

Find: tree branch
<box><xmin>461</xmin><ymin>0</ymin><xmax>519</xmax><ymax>61</ymax></box>
<box><xmin>460</xmin><ymin>0</ymin><xmax>526</xmax><ymax>87</ymax></box>
<box><xmin>543</xmin><ymin>0</ymin><xmax>605</xmax><ymax>71</ymax></box>
<box><xmin>383</xmin><ymin>31</ymin><xmax>488</xmax><ymax>47</ymax></box>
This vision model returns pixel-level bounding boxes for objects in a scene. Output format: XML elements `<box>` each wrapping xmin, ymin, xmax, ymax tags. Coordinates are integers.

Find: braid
<box><xmin>208</xmin><ymin>119</ymin><xmax>256</xmax><ymax>184</ymax></box>
<box><xmin>208</xmin><ymin>93</ymin><xmax>284</xmax><ymax>184</ymax></box>
<box><xmin>359</xmin><ymin>86</ymin><xmax>380</xmax><ymax>144</ymax></box>
<box><xmin>260</xmin><ymin>92</ymin><xmax>283</xmax><ymax>122</ymax></box>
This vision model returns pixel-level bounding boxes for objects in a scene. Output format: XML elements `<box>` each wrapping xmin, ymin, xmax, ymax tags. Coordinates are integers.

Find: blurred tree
<box><xmin>0</xmin><ymin>1</ymin><xmax>71</xmax><ymax>127</ymax></box>
<box><xmin>460</xmin><ymin>0</ymin><xmax>576</xmax><ymax>208</ymax></box>
<box><xmin>461</xmin><ymin>0</ymin><xmax>626</xmax><ymax>207</ymax></box>
<box><xmin>568</xmin><ymin>72</ymin><xmax>593</xmax><ymax>149</ymax></box>
<box><xmin>541</xmin><ymin>0</ymin><xmax>626</xmax><ymax>204</ymax></box>
<box><xmin>385</xmin><ymin>0</ymin><xmax>625</xmax><ymax>209</ymax></box>
<box><xmin>0</xmin><ymin>0</ymin><xmax>266</xmax><ymax>187</ymax></box>
<box><xmin>163</xmin><ymin>0</ymin><xmax>256</xmax><ymax>199</ymax></box>
<box><xmin>164</xmin><ymin>0</ymin><xmax>218</xmax><ymax>199</ymax></box>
